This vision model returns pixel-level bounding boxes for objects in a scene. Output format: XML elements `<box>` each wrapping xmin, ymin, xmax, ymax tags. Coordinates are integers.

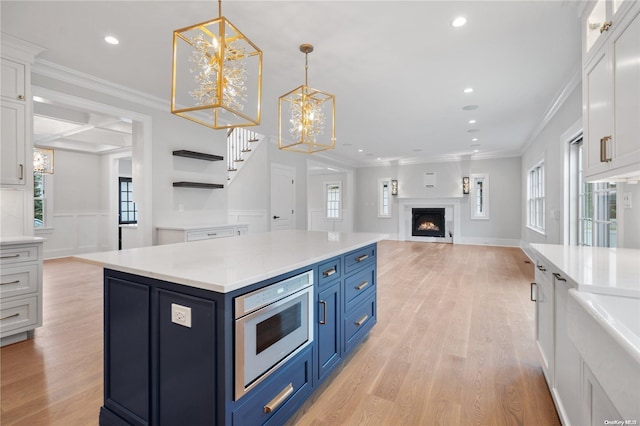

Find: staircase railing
<box><xmin>227</xmin><ymin>127</ymin><xmax>262</xmax><ymax>184</ymax></box>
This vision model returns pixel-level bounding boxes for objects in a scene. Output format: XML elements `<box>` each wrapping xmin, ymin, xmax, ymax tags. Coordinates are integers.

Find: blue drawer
<box><xmin>344</xmin><ymin>294</ymin><xmax>376</xmax><ymax>353</ymax></box>
<box><xmin>232</xmin><ymin>347</ymin><xmax>313</xmax><ymax>426</ymax></box>
<box><xmin>344</xmin><ymin>244</ymin><xmax>376</xmax><ymax>274</ymax></box>
<box><xmin>317</xmin><ymin>256</ymin><xmax>341</xmax><ymax>287</ymax></box>
<box><xmin>344</xmin><ymin>265</ymin><xmax>376</xmax><ymax>312</ymax></box>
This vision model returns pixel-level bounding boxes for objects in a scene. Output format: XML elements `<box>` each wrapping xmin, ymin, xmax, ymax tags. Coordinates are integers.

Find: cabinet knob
<box><xmin>600</xmin><ymin>21</ymin><xmax>612</xmax><ymax>33</ymax></box>
<box><xmin>17</xmin><ymin>94</ymin><xmax>24</xmax><ymax>100</ymax></box>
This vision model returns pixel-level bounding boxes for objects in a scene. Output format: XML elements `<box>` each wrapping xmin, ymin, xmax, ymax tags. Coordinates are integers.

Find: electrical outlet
<box><xmin>171</xmin><ymin>303</ymin><xmax>192</xmax><ymax>328</ymax></box>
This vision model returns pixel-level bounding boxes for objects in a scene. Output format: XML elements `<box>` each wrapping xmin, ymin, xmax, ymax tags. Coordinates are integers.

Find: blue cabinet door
<box><xmin>316</xmin><ymin>281</ymin><xmax>341</xmax><ymax>382</ymax></box>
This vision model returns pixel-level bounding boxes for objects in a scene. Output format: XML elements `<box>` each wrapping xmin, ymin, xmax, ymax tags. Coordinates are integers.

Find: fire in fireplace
<box><xmin>412</xmin><ymin>208</ymin><xmax>445</xmax><ymax>238</ymax></box>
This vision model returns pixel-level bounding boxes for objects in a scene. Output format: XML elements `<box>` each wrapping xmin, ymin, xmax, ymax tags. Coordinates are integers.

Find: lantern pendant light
<box><xmin>278</xmin><ymin>44</ymin><xmax>335</xmax><ymax>153</ymax></box>
<box><xmin>171</xmin><ymin>0</ymin><xmax>262</xmax><ymax>130</ymax></box>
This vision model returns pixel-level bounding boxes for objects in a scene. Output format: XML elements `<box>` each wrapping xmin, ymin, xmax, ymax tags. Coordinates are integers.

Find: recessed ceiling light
<box><xmin>358</xmin><ymin>149</ymin><xmax>364</xmax><ymax>153</ymax></box>
<box><xmin>464</xmin><ymin>88</ymin><xmax>473</xmax><ymax>94</ymax></box>
<box><xmin>468</xmin><ymin>119</ymin><xmax>477</xmax><ymax>124</ymax></box>
<box><xmin>473</xmin><ymin>149</ymin><xmax>479</xmax><ymax>153</ymax></box>
<box><xmin>462</xmin><ymin>105</ymin><xmax>479</xmax><ymax>111</ymax></box>
<box><xmin>377</xmin><ymin>157</ymin><xmax>382</xmax><ymax>160</ymax></box>
<box><xmin>472</xmin><ymin>138</ymin><xmax>479</xmax><ymax>142</ymax></box>
<box><xmin>104</xmin><ymin>36</ymin><xmax>119</xmax><ymax>45</ymax></box>
<box><xmin>452</xmin><ymin>17</ymin><xmax>467</xmax><ymax>27</ymax></box>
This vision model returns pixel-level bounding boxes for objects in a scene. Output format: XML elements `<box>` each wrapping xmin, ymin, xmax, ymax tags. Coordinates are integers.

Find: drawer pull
<box><xmin>319</xmin><ymin>300</ymin><xmax>327</xmax><ymax>325</ymax></box>
<box><xmin>1</xmin><ymin>254</ymin><xmax>20</xmax><ymax>259</ymax></box>
<box><xmin>355</xmin><ymin>281</ymin><xmax>369</xmax><ymax>291</ymax></box>
<box><xmin>0</xmin><ymin>313</ymin><xmax>20</xmax><ymax>321</ymax></box>
<box><xmin>207</xmin><ymin>233</ymin><xmax>217</xmax><ymax>236</ymax></box>
<box><xmin>355</xmin><ymin>254</ymin><xmax>368</xmax><ymax>262</ymax></box>
<box><xmin>552</xmin><ymin>273</ymin><xmax>566</xmax><ymax>282</ymax></box>
<box><xmin>536</xmin><ymin>264</ymin><xmax>546</xmax><ymax>272</ymax></box>
<box><xmin>355</xmin><ymin>314</ymin><xmax>368</xmax><ymax>327</ymax></box>
<box><xmin>0</xmin><ymin>280</ymin><xmax>20</xmax><ymax>286</ymax></box>
<box><xmin>322</xmin><ymin>268</ymin><xmax>336</xmax><ymax>277</ymax></box>
<box><xmin>263</xmin><ymin>383</ymin><xmax>294</xmax><ymax>413</ymax></box>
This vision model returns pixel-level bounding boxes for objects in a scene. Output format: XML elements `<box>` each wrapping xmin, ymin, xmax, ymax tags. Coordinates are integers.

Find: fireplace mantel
<box><xmin>397</xmin><ymin>197</ymin><xmax>461</xmax><ymax>243</ymax></box>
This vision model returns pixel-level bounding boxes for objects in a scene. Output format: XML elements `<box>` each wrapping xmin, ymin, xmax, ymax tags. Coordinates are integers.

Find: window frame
<box><xmin>527</xmin><ymin>160</ymin><xmax>545</xmax><ymax>234</ymax></box>
<box><xmin>469</xmin><ymin>173</ymin><xmax>489</xmax><ymax>220</ymax></box>
<box><xmin>119</xmin><ymin>177</ymin><xmax>138</xmax><ymax>225</ymax></box>
<box><xmin>378</xmin><ymin>178</ymin><xmax>392</xmax><ymax>218</ymax></box>
<box><xmin>324</xmin><ymin>181</ymin><xmax>342</xmax><ymax>221</ymax></box>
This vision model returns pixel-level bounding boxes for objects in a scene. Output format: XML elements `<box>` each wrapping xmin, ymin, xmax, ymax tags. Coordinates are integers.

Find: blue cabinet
<box><xmin>100</xmin><ymin>243</ymin><xmax>377</xmax><ymax>426</ymax></box>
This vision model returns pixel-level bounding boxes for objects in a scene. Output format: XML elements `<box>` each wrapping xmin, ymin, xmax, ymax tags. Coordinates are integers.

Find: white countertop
<box><xmin>530</xmin><ymin>244</ymin><xmax>640</xmax><ymax>298</ymax></box>
<box><xmin>75</xmin><ymin>230</ymin><xmax>386</xmax><ymax>293</ymax></box>
<box><xmin>0</xmin><ymin>236</ymin><xmax>46</xmax><ymax>246</ymax></box>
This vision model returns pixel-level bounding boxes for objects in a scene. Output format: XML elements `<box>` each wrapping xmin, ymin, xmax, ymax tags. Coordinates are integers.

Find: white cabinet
<box><xmin>0</xmin><ymin>239</ymin><xmax>43</xmax><ymax>347</ymax></box>
<box><xmin>533</xmin><ymin>255</ymin><xmax>583</xmax><ymax>426</ymax></box>
<box><xmin>552</xmin><ymin>273</ymin><xmax>583</xmax><ymax>426</ymax></box>
<box><xmin>582</xmin><ymin>363</ymin><xmax>622</xmax><ymax>426</ymax></box>
<box><xmin>583</xmin><ymin>1</ymin><xmax>640</xmax><ymax>181</ymax></box>
<box><xmin>157</xmin><ymin>224</ymin><xmax>248</xmax><ymax>245</ymax></box>
<box><xmin>1</xmin><ymin>98</ymin><xmax>27</xmax><ymax>185</ymax></box>
<box><xmin>1</xmin><ymin>58</ymin><xmax>26</xmax><ymax>100</ymax></box>
<box><xmin>534</xmin><ymin>261</ymin><xmax>554</xmax><ymax>386</ymax></box>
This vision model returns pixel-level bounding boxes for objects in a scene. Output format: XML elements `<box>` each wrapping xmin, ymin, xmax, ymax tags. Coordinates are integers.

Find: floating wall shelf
<box><xmin>173</xmin><ymin>182</ymin><xmax>224</xmax><ymax>189</ymax></box>
<box><xmin>172</xmin><ymin>150</ymin><xmax>224</xmax><ymax>161</ymax></box>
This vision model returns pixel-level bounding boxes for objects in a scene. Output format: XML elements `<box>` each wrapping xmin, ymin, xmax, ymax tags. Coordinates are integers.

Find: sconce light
<box><xmin>391</xmin><ymin>179</ymin><xmax>398</xmax><ymax>196</ymax></box>
<box><xmin>462</xmin><ymin>176</ymin><xmax>470</xmax><ymax>194</ymax></box>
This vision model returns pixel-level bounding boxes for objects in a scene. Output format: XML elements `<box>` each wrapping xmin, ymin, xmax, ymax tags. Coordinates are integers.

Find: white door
<box><xmin>271</xmin><ymin>163</ymin><xmax>296</xmax><ymax>231</ymax></box>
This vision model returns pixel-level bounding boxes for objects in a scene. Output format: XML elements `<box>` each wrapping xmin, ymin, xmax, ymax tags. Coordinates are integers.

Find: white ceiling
<box><xmin>1</xmin><ymin>1</ymin><xmax>582</xmax><ymax>166</ymax></box>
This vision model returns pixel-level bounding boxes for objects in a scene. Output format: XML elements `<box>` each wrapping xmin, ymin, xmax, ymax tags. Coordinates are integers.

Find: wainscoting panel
<box><xmin>37</xmin><ymin>211</ymin><xmax>110</xmax><ymax>259</ymax></box>
<box><xmin>228</xmin><ymin>210</ymin><xmax>267</xmax><ymax>234</ymax></box>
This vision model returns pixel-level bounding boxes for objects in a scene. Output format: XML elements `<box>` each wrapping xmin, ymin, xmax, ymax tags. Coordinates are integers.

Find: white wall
<box><xmin>37</xmin><ymin>150</ymin><xmax>109</xmax><ymax>258</ymax></box>
<box><xmin>31</xmin><ymin>71</ymin><xmax>228</xmax><ymax>247</ymax></box>
<box><xmin>354</xmin><ymin>157</ymin><xmax>521</xmax><ymax>245</ymax></box>
<box><xmin>619</xmin><ymin>182</ymin><xmax>640</xmax><ymax>249</ymax></box>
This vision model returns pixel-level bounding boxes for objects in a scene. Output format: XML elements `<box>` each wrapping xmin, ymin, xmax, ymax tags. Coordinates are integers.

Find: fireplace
<box><xmin>412</xmin><ymin>208</ymin><xmax>446</xmax><ymax>238</ymax></box>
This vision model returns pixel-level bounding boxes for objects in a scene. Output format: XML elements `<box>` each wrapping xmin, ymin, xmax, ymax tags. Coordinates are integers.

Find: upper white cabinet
<box><xmin>1</xmin><ymin>37</ymin><xmax>44</xmax><ymax>188</ymax></box>
<box><xmin>583</xmin><ymin>1</ymin><xmax>640</xmax><ymax>182</ymax></box>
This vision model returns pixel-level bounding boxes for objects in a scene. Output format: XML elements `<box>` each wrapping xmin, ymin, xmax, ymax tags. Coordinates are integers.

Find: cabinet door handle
<box><xmin>19</xmin><ymin>164</ymin><xmax>24</xmax><ymax>180</ymax></box>
<box><xmin>552</xmin><ymin>272</ymin><xmax>566</xmax><ymax>282</ymax></box>
<box><xmin>0</xmin><ymin>254</ymin><xmax>20</xmax><ymax>259</ymax></box>
<box><xmin>0</xmin><ymin>313</ymin><xmax>20</xmax><ymax>321</ymax></box>
<box><xmin>319</xmin><ymin>300</ymin><xmax>327</xmax><ymax>325</ymax></box>
<box><xmin>355</xmin><ymin>254</ymin><xmax>368</xmax><ymax>262</ymax></box>
<box><xmin>355</xmin><ymin>281</ymin><xmax>369</xmax><ymax>291</ymax></box>
<box><xmin>0</xmin><ymin>280</ymin><xmax>20</xmax><ymax>286</ymax></box>
<box><xmin>263</xmin><ymin>383</ymin><xmax>294</xmax><ymax>413</ymax></box>
<box><xmin>530</xmin><ymin>283</ymin><xmax>537</xmax><ymax>302</ymax></box>
<box><xmin>600</xmin><ymin>136</ymin><xmax>612</xmax><ymax>162</ymax></box>
<box><xmin>600</xmin><ymin>21</ymin><xmax>612</xmax><ymax>33</ymax></box>
<box><xmin>537</xmin><ymin>264</ymin><xmax>546</xmax><ymax>272</ymax></box>
<box><xmin>322</xmin><ymin>268</ymin><xmax>336</xmax><ymax>277</ymax></box>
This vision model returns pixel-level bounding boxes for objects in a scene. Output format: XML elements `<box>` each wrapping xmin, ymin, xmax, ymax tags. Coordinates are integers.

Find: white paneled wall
<box><xmin>228</xmin><ymin>210</ymin><xmax>268</xmax><ymax>234</ymax></box>
<box><xmin>40</xmin><ymin>211</ymin><xmax>110</xmax><ymax>258</ymax></box>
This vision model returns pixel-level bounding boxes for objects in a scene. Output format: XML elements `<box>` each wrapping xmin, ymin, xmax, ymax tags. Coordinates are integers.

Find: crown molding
<box><xmin>32</xmin><ymin>59</ymin><xmax>168</xmax><ymax>112</ymax></box>
<box><xmin>1</xmin><ymin>32</ymin><xmax>46</xmax><ymax>63</ymax></box>
<box><xmin>520</xmin><ymin>63</ymin><xmax>582</xmax><ymax>155</ymax></box>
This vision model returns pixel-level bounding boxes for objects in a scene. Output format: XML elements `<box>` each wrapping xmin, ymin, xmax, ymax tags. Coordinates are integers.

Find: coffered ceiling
<box><xmin>1</xmin><ymin>1</ymin><xmax>582</xmax><ymax>166</ymax></box>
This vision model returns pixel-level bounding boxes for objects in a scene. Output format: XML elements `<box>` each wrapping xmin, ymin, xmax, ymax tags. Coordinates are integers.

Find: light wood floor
<box><xmin>1</xmin><ymin>241</ymin><xmax>560</xmax><ymax>425</ymax></box>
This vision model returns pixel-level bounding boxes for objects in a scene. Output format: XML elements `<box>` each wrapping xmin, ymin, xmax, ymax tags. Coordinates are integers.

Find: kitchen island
<box><xmin>77</xmin><ymin>230</ymin><xmax>385</xmax><ymax>426</ymax></box>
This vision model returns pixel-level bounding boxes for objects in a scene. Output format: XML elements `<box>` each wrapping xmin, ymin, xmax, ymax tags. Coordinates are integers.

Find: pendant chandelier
<box><xmin>33</xmin><ymin>148</ymin><xmax>54</xmax><ymax>174</ymax></box>
<box><xmin>171</xmin><ymin>0</ymin><xmax>262</xmax><ymax>130</ymax></box>
<box><xmin>279</xmin><ymin>44</ymin><xmax>335</xmax><ymax>153</ymax></box>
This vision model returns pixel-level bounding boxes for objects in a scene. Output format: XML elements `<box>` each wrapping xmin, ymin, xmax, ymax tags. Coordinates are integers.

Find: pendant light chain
<box><xmin>218</xmin><ymin>0</ymin><xmax>222</xmax><ymax>17</ymax></box>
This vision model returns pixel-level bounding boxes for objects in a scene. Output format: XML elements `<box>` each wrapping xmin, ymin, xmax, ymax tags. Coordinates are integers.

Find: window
<box><xmin>470</xmin><ymin>173</ymin><xmax>489</xmax><ymax>220</ymax></box>
<box><xmin>527</xmin><ymin>162</ymin><xmax>545</xmax><ymax>232</ymax></box>
<box><xmin>325</xmin><ymin>181</ymin><xmax>342</xmax><ymax>220</ymax></box>
<box><xmin>574</xmin><ymin>142</ymin><xmax>617</xmax><ymax>247</ymax></box>
<box><xmin>378</xmin><ymin>178</ymin><xmax>391</xmax><ymax>218</ymax></box>
<box><xmin>34</xmin><ymin>172</ymin><xmax>47</xmax><ymax>228</ymax></box>
<box><xmin>119</xmin><ymin>177</ymin><xmax>137</xmax><ymax>224</ymax></box>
